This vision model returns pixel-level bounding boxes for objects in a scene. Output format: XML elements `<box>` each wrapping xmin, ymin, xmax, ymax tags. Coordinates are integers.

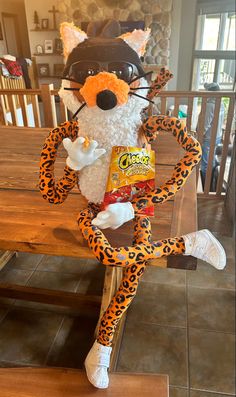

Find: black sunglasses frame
<box><xmin>67</xmin><ymin>60</ymin><xmax>139</xmax><ymax>85</ymax></box>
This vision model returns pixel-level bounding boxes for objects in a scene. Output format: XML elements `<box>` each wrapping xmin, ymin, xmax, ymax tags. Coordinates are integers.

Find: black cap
<box><xmin>63</xmin><ymin>37</ymin><xmax>145</xmax><ymax>78</ymax></box>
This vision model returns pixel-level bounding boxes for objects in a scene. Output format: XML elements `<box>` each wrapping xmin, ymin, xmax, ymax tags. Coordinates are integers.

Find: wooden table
<box><xmin>0</xmin><ymin>126</ymin><xmax>197</xmax><ymax>369</ymax></box>
<box><xmin>0</xmin><ymin>368</ymin><xmax>169</xmax><ymax>397</ymax></box>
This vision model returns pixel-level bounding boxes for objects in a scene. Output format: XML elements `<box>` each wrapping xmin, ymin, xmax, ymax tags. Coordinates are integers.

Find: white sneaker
<box><xmin>183</xmin><ymin>229</ymin><xmax>226</xmax><ymax>270</ymax></box>
<box><xmin>85</xmin><ymin>340</ymin><xmax>112</xmax><ymax>388</ymax></box>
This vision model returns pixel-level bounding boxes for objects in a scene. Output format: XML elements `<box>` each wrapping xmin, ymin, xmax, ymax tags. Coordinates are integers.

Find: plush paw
<box><xmin>85</xmin><ymin>340</ymin><xmax>112</xmax><ymax>389</ymax></box>
<box><xmin>63</xmin><ymin>136</ymin><xmax>106</xmax><ymax>171</ymax></box>
<box><xmin>92</xmin><ymin>202</ymin><xmax>135</xmax><ymax>229</ymax></box>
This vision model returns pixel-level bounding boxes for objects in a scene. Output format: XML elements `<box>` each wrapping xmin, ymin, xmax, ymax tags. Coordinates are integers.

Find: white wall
<box><xmin>24</xmin><ymin>0</ymin><xmax>62</xmax><ymax>87</ymax></box>
<box><xmin>169</xmin><ymin>0</ymin><xmax>182</xmax><ymax>90</ymax></box>
<box><xmin>176</xmin><ymin>0</ymin><xmax>198</xmax><ymax>90</ymax></box>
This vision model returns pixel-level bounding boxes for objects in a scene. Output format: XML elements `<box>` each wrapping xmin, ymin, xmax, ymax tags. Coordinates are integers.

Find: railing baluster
<box><xmin>0</xmin><ymin>96</ymin><xmax>8</xmax><ymax>125</ymax></box>
<box><xmin>204</xmin><ymin>98</ymin><xmax>221</xmax><ymax>195</ymax></box>
<box><xmin>161</xmin><ymin>97</ymin><xmax>166</xmax><ymax>115</ymax></box>
<box><xmin>186</xmin><ymin>97</ymin><xmax>193</xmax><ymax>132</ymax></box>
<box><xmin>7</xmin><ymin>94</ymin><xmax>19</xmax><ymax>126</ymax></box>
<box><xmin>173</xmin><ymin>97</ymin><xmax>180</xmax><ymax>117</ymax></box>
<box><xmin>31</xmin><ymin>95</ymin><xmax>41</xmax><ymax>128</ymax></box>
<box><xmin>59</xmin><ymin>99</ymin><xmax>68</xmax><ymax>123</ymax></box>
<box><xmin>18</xmin><ymin>94</ymin><xmax>29</xmax><ymax>127</ymax></box>
<box><xmin>216</xmin><ymin>96</ymin><xmax>235</xmax><ymax>195</ymax></box>
<box><xmin>41</xmin><ymin>84</ymin><xmax>57</xmax><ymax>128</ymax></box>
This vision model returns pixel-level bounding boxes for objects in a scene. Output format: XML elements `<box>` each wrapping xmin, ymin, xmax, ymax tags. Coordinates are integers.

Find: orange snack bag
<box><xmin>103</xmin><ymin>146</ymin><xmax>155</xmax><ymax>216</ymax></box>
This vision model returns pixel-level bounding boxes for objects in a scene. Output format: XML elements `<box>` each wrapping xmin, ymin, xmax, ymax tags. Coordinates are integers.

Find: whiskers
<box><xmin>128</xmin><ymin>70</ymin><xmax>154</xmax><ymax>104</ymax></box>
<box><xmin>64</xmin><ymin>87</ymin><xmax>81</xmax><ymax>91</ymax></box>
<box><xmin>129</xmin><ymin>70</ymin><xmax>153</xmax><ymax>84</ymax></box>
<box><xmin>72</xmin><ymin>102</ymin><xmax>87</xmax><ymax>119</ymax></box>
<box><xmin>129</xmin><ymin>92</ymin><xmax>154</xmax><ymax>104</ymax></box>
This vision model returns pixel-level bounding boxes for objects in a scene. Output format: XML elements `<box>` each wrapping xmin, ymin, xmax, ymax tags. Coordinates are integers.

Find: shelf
<box><xmin>30</xmin><ymin>29</ymin><xmax>58</xmax><ymax>32</ymax></box>
<box><xmin>33</xmin><ymin>53</ymin><xmax>63</xmax><ymax>56</ymax></box>
<box><xmin>38</xmin><ymin>75</ymin><xmax>61</xmax><ymax>79</ymax></box>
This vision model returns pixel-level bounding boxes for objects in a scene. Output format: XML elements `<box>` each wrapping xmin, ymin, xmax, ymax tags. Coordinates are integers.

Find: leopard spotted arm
<box><xmin>39</xmin><ymin>121</ymin><xmax>79</xmax><ymax>204</ymax></box>
<box><xmin>147</xmin><ymin>67</ymin><xmax>173</xmax><ymax>101</ymax></box>
<box><xmin>132</xmin><ymin>115</ymin><xmax>202</xmax><ymax>211</ymax></box>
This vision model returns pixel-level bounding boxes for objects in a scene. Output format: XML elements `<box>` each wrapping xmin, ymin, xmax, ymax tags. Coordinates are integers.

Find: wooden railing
<box><xmin>0</xmin><ymin>84</ymin><xmax>235</xmax><ymax>198</ymax></box>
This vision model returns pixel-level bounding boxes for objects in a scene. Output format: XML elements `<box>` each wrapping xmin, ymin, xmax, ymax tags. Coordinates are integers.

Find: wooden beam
<box><xmin>0</xmin><ymin>250</ymin><xmax>15</xmax><ymax>271</ymax></box>
<box><xmin>0</xmin><ymin>284</ymin><xmax>101</xmax><ymax>308</ymax></box>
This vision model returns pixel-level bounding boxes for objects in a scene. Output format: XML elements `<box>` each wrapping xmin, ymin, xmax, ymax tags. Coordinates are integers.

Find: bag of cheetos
<box><xmin>103</xmin><ymin>146</ymin><xmax>155</xmax><ymax>216</ymax></box>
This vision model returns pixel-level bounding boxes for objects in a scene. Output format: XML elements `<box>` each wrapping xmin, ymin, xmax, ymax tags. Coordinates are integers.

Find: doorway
<box><xmin>2</xmin><ymin>12</ymin><xmax>22</xmax><ymax>57</ymax></box>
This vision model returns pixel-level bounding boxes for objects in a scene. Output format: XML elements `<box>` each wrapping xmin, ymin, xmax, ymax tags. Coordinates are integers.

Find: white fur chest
<box><xmin>78</xmin><ymin>105</ymin><xmax>142</xmax><ymax>203</ymax></box>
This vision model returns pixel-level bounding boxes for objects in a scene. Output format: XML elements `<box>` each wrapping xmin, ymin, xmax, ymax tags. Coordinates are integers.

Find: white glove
<box><xmin>92</xmin><ymin>202</ymin><xmax>135</xmax><ymax>230</ymax></box>
<box><xmin>63</xmin><ymin>136</ymin><xmax>106</xmax><ymax>171</ymax></box>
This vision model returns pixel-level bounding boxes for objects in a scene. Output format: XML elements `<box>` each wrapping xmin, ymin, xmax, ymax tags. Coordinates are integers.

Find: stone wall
<box><xmin>58</xmin><ymin>0</ymin><xmax>173</xmax><ymax>66</ymax></box>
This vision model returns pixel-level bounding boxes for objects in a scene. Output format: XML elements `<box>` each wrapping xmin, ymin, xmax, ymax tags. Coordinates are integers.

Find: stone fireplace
<box><xmin>58</xmin><ymin>0</ymin><xmax>173</xmax><ymax>66</ymax></box>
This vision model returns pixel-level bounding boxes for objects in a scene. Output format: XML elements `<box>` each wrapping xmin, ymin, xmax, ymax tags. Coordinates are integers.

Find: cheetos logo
<box><xmin>118</xmin><ymin>152</ymin><xmax>150</xmax><ymax>170</ymax></box>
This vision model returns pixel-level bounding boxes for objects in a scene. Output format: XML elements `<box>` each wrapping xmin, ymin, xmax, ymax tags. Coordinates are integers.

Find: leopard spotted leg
<box><xmin>97</xmin><ymin>215</ymin><xmax>151</xmax><ymax>347</ymax></box>
<box><xmin>78</xmin><ymin>208</ymin><xmax>185</xmax><ymax>268</ymax></box>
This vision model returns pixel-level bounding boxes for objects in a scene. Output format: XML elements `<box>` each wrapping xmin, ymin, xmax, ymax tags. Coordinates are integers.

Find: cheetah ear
<box><xmin>119</xmin><ymin>29</ymin><xmax>150</xmax><ymax>56</ymax></box>
<box><xmin>60</xmin><ymin>22</ymin><xmax>87</xmax><ymax>59</ymax></box>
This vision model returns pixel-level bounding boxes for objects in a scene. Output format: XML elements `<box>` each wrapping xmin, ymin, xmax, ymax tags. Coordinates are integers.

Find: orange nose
<box><xmin>79</xmin><ymin>72</ymin><xmax>130</xmax><ymax>108</ymax></box>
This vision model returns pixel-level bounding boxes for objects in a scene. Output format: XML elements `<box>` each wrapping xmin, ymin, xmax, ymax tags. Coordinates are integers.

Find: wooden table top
<box><xmin>0</xmin><ymin>368</ymin><xmax>169</xmax><ymax>397</ymax></box>
<box><xmin>0</xmin><ymin>126</ymin><xmax>196</xmax><ymax>261</ymax></box>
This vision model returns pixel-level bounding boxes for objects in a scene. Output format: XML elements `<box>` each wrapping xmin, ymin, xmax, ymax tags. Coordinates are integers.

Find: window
<box><xmin>192</xmin><ymin>3</ymin><xmax>235</xmax><ymax>90</ymax></box>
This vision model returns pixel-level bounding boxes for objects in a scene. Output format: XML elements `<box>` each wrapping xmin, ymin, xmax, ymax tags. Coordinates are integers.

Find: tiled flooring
<box><xmin>0</xmin><ymin>198</ymin><xmax>235</xmax><ymax>397</ymax></box>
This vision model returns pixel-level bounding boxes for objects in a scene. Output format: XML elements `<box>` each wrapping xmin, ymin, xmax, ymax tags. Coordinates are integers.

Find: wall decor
<box><xmin>48</xmin><ymin>5</ymin><xmax>59</xmax><ymax>30</ymax></box>
<box><xmin>33</xmin><ymin>11</ymin><xmax>40</xmax><ymax>30</ymax></box>
<box><xmin>53</xmin><ymin>63</ymin><xmax>64</xmax><ymax>77</ymax></box>
<box><xmin>35</xmin><ymin>44</ymin><xmax>43</xmax><ymax>54</ymax></box>
<box><xmin>54</xmin><ymin>38</ymin><xmax>63</xmax><ymax>54</ymax></box>
<box><xmin>44</xmin><ymin>39</ymin><xmax>53</xmax><ymax>54</ymax></box>
<box><xmin>37</xmin><ymin>63</ymin><xmax>50</xmax><ymax>77</ymax></box>
<box><xmin>41</xmin><ymin>18</ymin><xmax>49</xmax><ymax>30</ymax></box>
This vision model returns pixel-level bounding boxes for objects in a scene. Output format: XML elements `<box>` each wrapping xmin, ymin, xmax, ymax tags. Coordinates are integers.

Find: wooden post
<box><xmin>216</xmin><ymin>95</ymin><xmax>235</xmax><ymax>195</ymax></box>
<box><xmin>204</xmin><ymin>98</ymin><xmax>221</xmax><ymax>195</ymax></box>
<box><xmin>0</xmin><ymin>98</ymin><xmax>7</xmax><ymax>125</ymax></box>
<box><xmin>31</xmin><ymin>95</ymin><xmax>41</xmax><ymax>127</ymax></box>
<box><xmin>40</xmin><ymin>84</ymin><xmax>57</xmax><ymax>128</ymax></box>
<box><xmin>186</xmin><ymin>97</ymin><xmax>193</xmax><ymax>132</ymax></box>
<box><xmin>18</xmin><ymin>94</ymin><xmax>29</xmax><ymax>127</ymax></box>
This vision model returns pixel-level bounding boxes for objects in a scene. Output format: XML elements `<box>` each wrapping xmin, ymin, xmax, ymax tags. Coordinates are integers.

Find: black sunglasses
<box><xmin>67</xmin><ymin>60</ymin><xmax>139</xmax><ymax>85</ymax></box>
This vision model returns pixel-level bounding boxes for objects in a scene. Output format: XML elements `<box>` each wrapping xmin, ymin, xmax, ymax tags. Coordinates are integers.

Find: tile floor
<box><xmin>0</xmin><ymin>198</ymin><xmax>235</xmax><ymax>397</ymax></box>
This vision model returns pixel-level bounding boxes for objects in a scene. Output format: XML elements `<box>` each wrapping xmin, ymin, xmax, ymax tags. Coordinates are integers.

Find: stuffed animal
<box><xmin>39</xmin><ymin>20</ymin><xmax>226</xmax><ymax>389</ymax></box>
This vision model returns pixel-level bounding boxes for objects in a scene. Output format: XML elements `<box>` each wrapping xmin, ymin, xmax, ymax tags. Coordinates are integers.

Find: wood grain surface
<box><xmin>0</xmin><ymin>368</ymin><xmax>169</xmax><ymax>397</ymax></box>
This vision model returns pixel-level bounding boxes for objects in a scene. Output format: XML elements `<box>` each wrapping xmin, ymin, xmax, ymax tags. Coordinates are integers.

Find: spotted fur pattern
<box><xmin>39</xmin><ymin>121</ymin><xmax>79</xmax><ymax>204</ymax></box>
<box><xmin>147</xmin><ymin>67</ymin><xmax>173</xmax><ymax>100</ymax></box>
<box><xmin>133</xmin><ymin>116</ymin><xmax>202</xmax><ymax>211</ymax></box>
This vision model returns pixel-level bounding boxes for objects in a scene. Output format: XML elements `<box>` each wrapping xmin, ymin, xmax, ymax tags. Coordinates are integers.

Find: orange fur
<box><xmin>79</xmin><ymin>72</ymin><xmax>130</xmax><ymax>107</ymax></box>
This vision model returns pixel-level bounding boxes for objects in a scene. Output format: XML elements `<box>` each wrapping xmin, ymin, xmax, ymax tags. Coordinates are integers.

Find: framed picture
<box><xmin>37</xmin><ymin>63</ymin><xmax>50</xmax><ymax>77</ymax></box>
<box><xmin>54</xmin><ymin>38</ymin><xmax>63</xmax><ymax>54</ymax></box>
<box><xmin>35</xmin><ymin>44</ymin><xmax>43</xmax><ymax>54</ymax></box>
<box><xmin>53</xmin><ymin>63</ymin><xmax>64</xmax><ymax>77</ymax></box>
<box><xmin>41</xmin><ymin>19</ymin><xmax>49</xmax><ymax>30</ymax></box>
<box><xmin>44</xmin><ymin>39</ymin><xmax>53</xmax><ymax>54</ymax></box>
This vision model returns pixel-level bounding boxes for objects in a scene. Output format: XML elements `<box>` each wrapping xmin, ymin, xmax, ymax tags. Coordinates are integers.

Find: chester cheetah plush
<box><xmin>39</xmin><ymin>20</ymin><xmax>226</xmax><ymax>388</ymax></box>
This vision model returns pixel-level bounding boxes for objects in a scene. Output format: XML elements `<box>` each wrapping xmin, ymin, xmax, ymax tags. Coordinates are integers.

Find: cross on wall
<box><xmin>48</xmin><ymin>5</ymin><xmax>59</xmax><ymax>30</ymax></box>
